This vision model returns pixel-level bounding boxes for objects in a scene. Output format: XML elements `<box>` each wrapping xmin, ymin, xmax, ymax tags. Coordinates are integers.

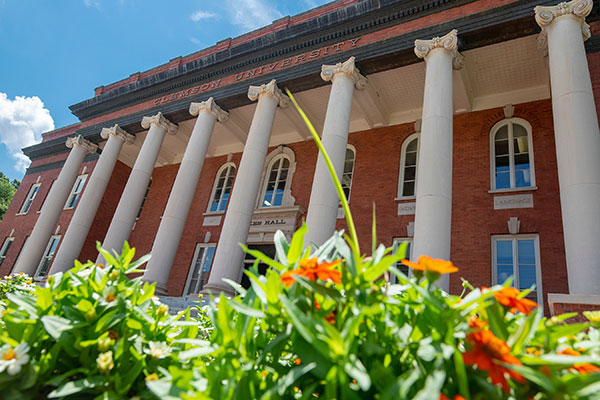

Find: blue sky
<box><xmin>0</xmin><ymin>0</ymin><xmax>330</xmax><ymax>181</ymax></box>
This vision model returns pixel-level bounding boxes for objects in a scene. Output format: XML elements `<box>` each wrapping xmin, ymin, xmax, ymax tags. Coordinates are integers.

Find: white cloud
<box><xmin>190</xmin><ymin>11</ymin><xmax>218</xmax><ymax>22</ymax></box>
<box><xmin>83</xmin><ymin>0</ymin><xmax>100</xmax><ymax>8</ymax></box>
<box><xmin>0</xmin><ymin>93</ymin><xmax>54</xmax><ymax>173</ymax></box>
<box><xmin>226</xmin><ymin>0</ymin><xmax>282</xmax><ymax>31</ymax></box>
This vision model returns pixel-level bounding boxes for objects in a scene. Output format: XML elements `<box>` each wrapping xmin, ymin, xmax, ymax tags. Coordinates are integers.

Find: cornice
<box><xmin>69</xmin><ymin>0</ymin><xmax>476</xmax><ymax>120</ymax></box>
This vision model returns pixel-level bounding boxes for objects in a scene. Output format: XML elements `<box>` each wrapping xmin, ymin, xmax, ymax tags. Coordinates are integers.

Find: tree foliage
<box><xmin>0</xmin><ymin>172</ymin><xmax>20</xmax><ymax>220</ymax></box>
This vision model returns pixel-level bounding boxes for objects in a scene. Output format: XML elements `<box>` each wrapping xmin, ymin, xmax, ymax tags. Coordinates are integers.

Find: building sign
<box><xmin>247</xmin><ymin>206</ymin><xmax>304</xmax><ymax>243</ymax></box>
<box><xmin>152</xmin><ymin>37</ymin><xmax>362</xmax><ymax>107</ymax></box>
<box><xmin>398</xmin><ymin>202</ymin><xmax>416</xmax><ymax>215</ymax></box>
<box><xmin>493</xmin><ymin>194</ymin><xmax>534</xmax><ymax>210</ymax></box>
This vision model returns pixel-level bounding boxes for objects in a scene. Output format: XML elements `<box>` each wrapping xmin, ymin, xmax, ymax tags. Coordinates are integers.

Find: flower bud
<box><xmin>157</xmin><ymin>304</ymin><xmax>169</xmax><ymax>316</ymax></box>
<box><xmin>98</xmin><ymin>336</ymin><xmax>113</xmax><ymax>352</ymax></box>
<box><xmin>108</xmin><ymin>270</ymin><xmax>119</xmax><ymax>281</ymax></box>
<box><xmin>85</xmin><ymin>308</ymin><xmax>97</xmax><ymax>322</ymax></box>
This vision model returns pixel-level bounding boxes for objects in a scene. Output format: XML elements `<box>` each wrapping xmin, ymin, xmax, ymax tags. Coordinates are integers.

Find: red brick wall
<box><xmin>552</xmin><ymin>303</ymin><xmax>600</xmax><ymax>324</ymax></box>
<box><xmin>110</xmin><ymin>99</ymin><xmax>568</xmax><ymax>306</ymax></box>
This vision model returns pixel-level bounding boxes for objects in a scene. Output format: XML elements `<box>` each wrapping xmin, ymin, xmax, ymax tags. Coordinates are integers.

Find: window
<box><xmin>35</xmin><ymin>235</ymin><xmax>61</xmax><ymax>280</ymax></box>
<box><xmin>0</xmin><ymin>237</ymin><xmax>14</xmax><ymax>266</ymax></box>
<box><xmin>491</xmin><ymin>118</ymin><xmax>535</xmax><ymax>190</ymax></box>
<box><xmin>184</xmin><ymin>244</ymin><xmax>216</xmax><ymax>295</ymax></box>
<box><xmin>64</xmin><ymin>175</ymin><xmax>88</xmax><ymax>209</ymax></box>
<box><xmin>137</xmin><ymin>178</ymin><xmax>152</xmax><ymax>220</ymax></box>
<box><xmin>342</xmin><ymin>146</ymin><xmax>356</xmax><ymax>201</ymax></box>
<box><xmin>260</xmin><ymin>155</ymin><xmax>290</xmax><ymax>208</ymax></box>
<box><xmin>492</xmin><ymin>235</ymin><xmax>542</xmax><ymax>306</ymax></box>
<box><xmin>398</xmin><ymin>133</ymin><xmax>419</xmax><ymax>198</ymax></box>
<box><xmin>207</xmin><ymin>163</ymin><xmax>236</xmax><ymax>213</ymax></box>
<box><xmin>19</xmin><ymin>183</ymin><xmax>41</xmax><ymax>214</ymax></box>
<box><xmin>390</xmin><ymin>238</ymin><xmax>413</xmax><ymax>283</ymax></box>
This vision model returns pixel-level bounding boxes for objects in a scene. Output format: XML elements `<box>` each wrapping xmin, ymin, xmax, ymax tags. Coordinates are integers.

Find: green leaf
<box><xmin>228</xmin><ymin>299</ymin><xmax>266</xmax><ymax>318</ymax></box>
<box><xmin>344</xmin><ymin>355</ymin><xmax>371</xmax><ymax>391</ymax></box>
<box><xmin>178</xmin><ymin>346</ymin><xmax>218</xmax><ymax>360</ymax></box>
<box><xmin>364</xmin><ymin>252</ymin><xmax>405</xmax><ymax>282</ymax></box>
<box><xmin>35</xmin><ymin>287</ymin><xmax>53</xmax><ymax>310</ymax></box>
<box><xmin>273</xmin><ymin>229</ymin><xmax>290</xmax><ymax>263</ymax></box>
<box><xmin>41</xmin><ymin>315</ymin><xmax>76</xmax><ymax>340</ymax></box>
<box><xmin>47</xmin><ymin>376</ymin><xmax>104</xmax><ymax>398</ymax></box>
<box><xmin>221</xmin><ymin>278</ymin><xmax>247</xmax><ymax>296</ymax></box>
<box><xmin>287</xmin><ymin>223</ymin><xmax>307</xmax><ymax>265</ymax></box>
<box><xmin>6</xmin><ymin>292</ymin><xmax>37</xmax><ymax>316</ymax></box>
<box><xmin>413</xmin><ymin>370</ymin><xmax>445</xmax><ymax>400</ymax></box>
<box><xmin>506</xmin><ymin>364</ymin><xmax>554</xmax><ymax>392</ymax></box>
<box><xmin>371</xmin><ymin>202</ymin><xmax>377</xmax><ymax>254</ymax></box>
<box><xmin>270</xmin><ymin>362</ymin><xmax>317</xmax><ymax>397</ymax></box>
<box><xmin>293</xmin><ymin>275</ymin><xmax>342</xmax><ymax>301</ymax></box>
<box><xmin>241</xmin><ymin>245</ymin><xmax>286</xmax><ymax>271</ymax></box>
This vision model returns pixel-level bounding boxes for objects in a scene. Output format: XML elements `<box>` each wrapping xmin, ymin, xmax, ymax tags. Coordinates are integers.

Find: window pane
<box><xmin>273</xmin><ymin>190</ymin><xmax>284</xmax><ymax>206</ymax></box>
<box><xmin>403</xmin><ymin>182</ymin><xmax>415</xmax><ymax>197</ymax></box>
<box><xmin>518</xmin><ymin>265</ymin><xmax>536</xmax><ymax>290</ymax></box>
<box><xmin>495</xmin><ymin>172</ymin><xmax>510</xmax><ymax>189</ymax></box>
<box><xmin>219</xmin><ymin>193</ymin><xmax>230</xmax><ymax>211</ymax></box>
<box><xmin>203</xmin><ymin>247</ymin><xmax>215</xmax><ymax>272</ymax></box>
<box><xmin>404</xmin><ymin>166</ymin><xmax>416</xmax><ymax>181</ymax></box>
<box><xmin>514</xmin><ymin>137</ymin><xmax>529</xmax><ymax>154</ymax></box>
<box><xmin>497</xmin><ymin>265</ymin><xmax>513</xmax><ymax>284</ymax></box>
<box><xmin>406</xmin><ymin>138</ymin><xmax>418</xmax><ymax>152</ymax></box>
<box><xmin>497</xmin><ymin>241</ymin><xmax>513</xmax><ymax>265</ymax></box>
<box><xmin>496</xmin><ymin>155</ymin><xmax>509</xmax><ymax>168</ymax></box>
<box><xmin>405</xmin><ymin>151</ymin><xmax>417</xmax><ymax>167</ymax></box>
<box><xmin>495</xmin><ymin>125</ymin><xmax>508</xmax><ymax>140</ymax></box>
<box><xmin>513</xmin><ymin>123</ymin><xmax>527</xmax><ymax>138</ymax></box>
<box><xmin>495</xmin><ymin>139</ymin><xmax>509</xmax><ymax>156</ymax></box>
<box><xmin>515</xmin><ymin>169</ymin><xmax>531</xmax><ymax>187</ymax></box>
<box><xmin>518</xmin><ymin>240</ymin><xmax>535</xmax><ymax>264</ymax></box>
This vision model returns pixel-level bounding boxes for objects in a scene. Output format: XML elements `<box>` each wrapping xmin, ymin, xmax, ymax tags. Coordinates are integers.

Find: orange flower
<box><xmin>463</xmin><ymin>329</ymin><xmax>525</xmax><ymax>392</ymax></box>
<box><xmin>440</xmin><ymin>395</ymin><xmax>466</xmax><ymax>400</ymax></box>
<box><xmin>468</xmin><ymin>316</ymin><xmax>488</xmax><ymax>330</ymax></box>
<box><xmin>558</xmin><ymin>348</ymin><xmax>600</xmax><ymax>374</ymax></box>
<box><xmin>281</xmin><ymin>258</ymin><xmax>341</xmax><ymax>287</ymax></box>
<box><xmin>401</xmin><ymin>256</ymin><xmax>458</xmax><ymax>274</ymax></box>
<box><xmin>294</xmin><ymin>358</ymin><xmax>301</xmax><ymax>365</ymax></box>
<box><xmin>493</xmin><ymin>287</ymin><xmax>538</xmax><ymax>315</ymax></box>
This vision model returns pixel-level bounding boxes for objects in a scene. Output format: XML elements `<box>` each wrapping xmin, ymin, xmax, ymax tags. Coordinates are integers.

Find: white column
<box><xmin>14</xmin><ymin>135</ymin><xmax>97</xmax><ymax>276</ymax></box>
<box><xmin>304</xmin><ymin>56</ymin><xmax>366</xmax><ymax>247</ymax></box>
<box><xmin>411</xmin><ymin>30</ymin><xmax>464</xmax><ymax>291</ymax></box>
<box><xmin>98</xmin><ymin>112</ymin><xmax>177</xmax><ymax>263</ymax></box>
<box><xmin>50</xmin><ymin>125</ymin><xmax>134</xmax><ymax>274</ymax></box>
<box><xmin>536</xmin><ymin>0</ymin><xmax>600</xmax><ymax>295</ymax></box>
<box><xmin>203</xmin><ymin>80</ymin><xmax>288</xmax><ymax>295</ymax></box>
<box><xmin>143</xmin><ymin>98</ymin><xmax>228</xmax><ymax>294</ymax></box>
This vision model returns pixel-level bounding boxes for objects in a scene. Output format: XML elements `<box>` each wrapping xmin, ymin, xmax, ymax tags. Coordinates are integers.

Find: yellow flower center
<box><xmin>3</xmin><ymin>349</ymin><xmax>16</xmax><ymax>361</ymax></box>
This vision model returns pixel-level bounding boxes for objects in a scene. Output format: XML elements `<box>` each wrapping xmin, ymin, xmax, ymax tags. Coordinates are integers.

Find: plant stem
<box><xmin>284</xmin><ymin>89</ymin><xmax>360</xmax><ymax>256</ymax></box>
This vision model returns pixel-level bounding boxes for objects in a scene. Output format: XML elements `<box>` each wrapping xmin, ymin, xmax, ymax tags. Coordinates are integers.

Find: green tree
<box><xmin>0</xmin><ymin>172</ymin><xmax>20</xmax><ymax>220</ymax></box>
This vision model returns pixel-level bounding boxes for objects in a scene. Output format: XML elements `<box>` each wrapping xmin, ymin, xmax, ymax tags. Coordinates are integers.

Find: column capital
<box><xmin>247</xmin><ymin>79</ymin><xmax>289</xmax><ymax>107</ymax></box>
<box><xmin>100</xmin><ymin>124</ymin><xmax>135</xmax><ymax>144</ymax></box>
<box><xmin>535</xmin><ymin>0</ymin><xmax>592</xmax><ymax>48</ymax></box>
<box><xmin>189</xmin><ymin>97</ymin><xmax>229</xmax><ymax>122</ymax></box>
<box><xmin>66</xmin><ymin>135</ymin><xmax>98</xmax><ymax>154</ymax></box>
<box><xmin>141</xmin><ymin>112</ymin><xmax>178</xmax><ymax>135</ymax></box>
<box><xmin>321</xmin><ymin>56</ymin><xmax>367</xmax><ymax>89</ymax></box>
<box><xmin>414</xmin><ymin>29</ymin><xmax>464</xmax><ymax>70</ymax></box>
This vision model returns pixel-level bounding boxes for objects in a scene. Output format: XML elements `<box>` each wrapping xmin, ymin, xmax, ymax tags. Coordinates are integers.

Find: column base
<box><xmin>547</xmin><ymin>293</ymin><xmax>600</xmax><ymax>322</ymax></box>
<box><xmin>200</xmin><ymin>282</ymin><xmax>237</xmax><ymax>298</ymax></box>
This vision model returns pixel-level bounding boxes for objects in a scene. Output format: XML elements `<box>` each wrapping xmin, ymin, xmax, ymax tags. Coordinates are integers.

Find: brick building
<box><xmin>1</xmin><ymin>0</ymin><xmax>599</xmax><ymax>315</ymax></box>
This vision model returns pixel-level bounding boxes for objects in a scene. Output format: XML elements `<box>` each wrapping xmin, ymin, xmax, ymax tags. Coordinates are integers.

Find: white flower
<box><xmin>144</xmin><ymin>341</ymin><xmax>171</xmax><ymax>359</ymax></box>
<box><xmin>96</xmin><ymin>351</ymin><xmax>114</xmax><ymax>372</ymax></box>
<box><xmin>0</xmin><ymin>343</ymin><xmax>30</xmax><ymax>375</ymax></box>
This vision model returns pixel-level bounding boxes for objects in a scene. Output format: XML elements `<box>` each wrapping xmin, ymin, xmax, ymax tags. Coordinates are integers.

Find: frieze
<box><xmin>151</xmin><ymin>38</ymin><xmax>361</xmax><ymax>107</ymax></box>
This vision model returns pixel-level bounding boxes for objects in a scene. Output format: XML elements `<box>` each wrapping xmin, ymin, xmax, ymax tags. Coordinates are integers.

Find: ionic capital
<box><xmin>100</xmin><ymin>124</ymin><xmax>135</xmax><ymax>145</ymax></box>
<box><xmin>141</xmin><ymin>112</ymin><xmax>178</xmax><ymax>135</ymax></box>
<box><xmin>189</xmin><ymin>97</ymin><xmax>229</xmax><ymax>122</ymax></box>
<box><xmin>414</xmin><ymin>29</ymin><xmax>464</xmax><ymax>70</ymax></box>
<box><xmin>66</xmin><ymin>135</ymin><xmax>98</xmax><ymax>154</ymax></box>
<box><xmin>247</xmin><ymin>79</ymin><xmax>289</xmax><ymax>108</ymax></box>
<box><xmin>535</xmin><ymin>0</ymin><xmax>592</xmax><ymax>48</ymax></box>
<box><xmin>321</xmin><ymin>56</ymin><xmax>367</xmax><ymax>89</ymax></box>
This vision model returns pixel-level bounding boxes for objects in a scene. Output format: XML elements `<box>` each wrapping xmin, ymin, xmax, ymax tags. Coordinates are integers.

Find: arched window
<box><xmin>207</xmin><ymin>163</ymin><xmax>236</xmax><ymax>213</ymax></box>
<box><xmin>260</xmin><ymin>155</ymin><xmax>290</xmax><ymax>208</ymax></box>
<box><xmin>491</xmin><ymin>118</ymin><xmax>535</xmax><ymax>190</ymax></box>
<box><xmin>398</xmin><ymin>133</ymin><xmax>419</xmax><ymax>198</ymax></box>
<box><xmin>342</xmin><ymin>146</ymin><xmax>356</xmax><ymax>201</ymax></box>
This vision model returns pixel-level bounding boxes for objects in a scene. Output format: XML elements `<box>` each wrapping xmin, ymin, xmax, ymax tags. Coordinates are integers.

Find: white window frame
<box><xmin>397</xmin><ymin>133</ymin><xmax>420</xmax><ymax>199</ymax></box>
<box><xmin>391</xmin><ymin>238</ymin><xmax>413</xmax><ymax>283</ymax></box>
<box><xmin>183</xmin><ymin>243</ymin><xmax>216</xmax><ymax>295</ymax></box>
<box><xmin>206</xmin><ymin>163</ymin><xmax>236</xmax><ymax>214</ymax></box>
<box><xmin>490</xmin><ymin>118</ymin><xmax>536</xmax><ymax>191</ymax></box>
<box><xmin>64</xmin><ymin>174</ymin><xmax>88</xmax><ymax>209</ymax></box>
<box><xmin>136</xmin><ymin>178</ymin><xmax>153</xmax><ymax>221</ymax></box>
<box><xmin>0</xmin><ymin>237</ymin><xmax>14</xmax><ymax>266</ymax></box>
<box><xmin>491</xmin><ymin>234</ymin><xmax>543</xmax><ymax>307</ymax></box>
<box><xmin>18</xmin><ymin>183</ymin><xmax>41</xmax><ymax>215</ymax></box>
<box><xmin>342</xmin><ymin>145</ymin><xmax>356</xmax><ymax>202</ymax></box>
<box><xmin>259</xmin><ymin>154</ymin><xmax>291</xmax><ymax>208</ymax></box>
<box><xmin>34</xmin><ymin>235</ymin><xmax>61</xmax><ymax>280</ymax></box>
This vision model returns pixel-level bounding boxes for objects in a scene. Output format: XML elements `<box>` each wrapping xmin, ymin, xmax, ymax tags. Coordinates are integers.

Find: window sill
<box><xmin>394</xmin><ymin>196</ymin><xmax>416</xmax><ymax>201</ymax></box>
<box><xmin>203</xmin><ymin>211</ymin><xmax>225</xmax><ymax>216</ymax></box>
<box><xmin>15</xmin><ymin>212</ymin><xmax>29</xmax><ymax>216</ymax></box>
<box><xmin>488</xmin><ymin>186</ymin><xmax>537</xmax><ymax>194</ymax></box>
